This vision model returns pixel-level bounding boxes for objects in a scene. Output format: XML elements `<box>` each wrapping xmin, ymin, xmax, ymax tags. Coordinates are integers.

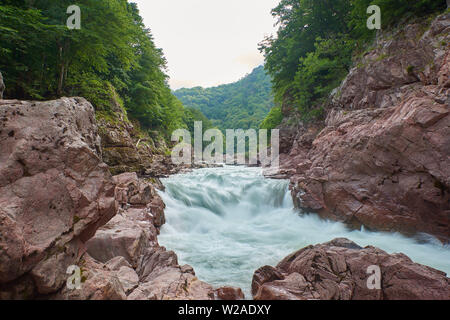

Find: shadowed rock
<box><xmin>253</xmin><ymin>238</ymin><xmax>450</xmax><ymax>300</ymax></box>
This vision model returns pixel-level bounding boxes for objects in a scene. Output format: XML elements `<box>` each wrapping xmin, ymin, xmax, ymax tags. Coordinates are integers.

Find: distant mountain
<box><xmin>174</xmin><ymin>65</ymin><xmax>274</xmax><ymax>131</ymax></box>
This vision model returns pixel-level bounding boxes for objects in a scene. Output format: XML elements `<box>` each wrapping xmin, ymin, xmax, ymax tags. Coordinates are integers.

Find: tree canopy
<box><xmin>0</xmin><ymin>0</ymin><xmax>207</xmax><ymax>140</ymax></box>
<box><xmin>259</xmin><ymin>0</ymin><xmax>447</xmax><ymax>124</ymax></box>
<box><xmin>174</xmin><ymin>66</ymin><xmax>274</xmax><ymax>131</ymax></box>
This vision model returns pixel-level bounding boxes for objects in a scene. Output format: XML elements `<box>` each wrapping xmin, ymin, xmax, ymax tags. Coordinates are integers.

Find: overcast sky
<box><xmin>132</xmin><ymin>0</ymin><xmax>280</xmax><ymax>90</ymax></box>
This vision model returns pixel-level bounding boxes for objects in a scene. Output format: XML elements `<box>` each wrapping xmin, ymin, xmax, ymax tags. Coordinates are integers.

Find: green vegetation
<box><xmin>260</xmin><ymin>107</ymin><xmax>283</xmax><ymax>130</ymax></box>
<box><xmin>174</xmin><ymin>66</ymin><xmax>274</xmax><ymax>131</ymax></box>
<box><xmin>0</xmin><ymin>0</ymin><xmax>209</xmax><ymax>141</ymax></box>
<box><xmin>259</xmin><ymin>0</ymin><xmax>447</xmax><ymax>123</ymax></box>
<box><xmin>1</xmin><ymin>0</ymin><xmax>445</xmax><ymax>139</ymax></box>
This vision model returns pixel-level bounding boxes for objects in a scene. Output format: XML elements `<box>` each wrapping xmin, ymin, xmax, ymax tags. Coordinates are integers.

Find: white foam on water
<box><xmin>158</xmin><ymin>166</ymin><xmax>450</xmax><ymax>298</ymax></box>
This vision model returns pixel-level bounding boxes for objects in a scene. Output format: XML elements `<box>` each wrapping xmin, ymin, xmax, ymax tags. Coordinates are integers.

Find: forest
<box><xmin>1</xmin><ymin>0</ymin><xmax>447</xmax><ymax>138</ymax></box>
<box><xmin>0</xmin><ymin>0</ymin><xmax>210</xmax><ymax>140</ymax></box>
<box><xmin>259</xmin><ymin>0</ymin><xmax>448</xmax><ymax>127</ymax></box>
<box><xmin>174</xmin><ymin>65</ymin><xmax>274</xmax><ymax>131</ymax></box>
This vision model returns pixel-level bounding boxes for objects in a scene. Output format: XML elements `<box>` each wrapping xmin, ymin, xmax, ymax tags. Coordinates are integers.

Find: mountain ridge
<box><xmin>174</xmin><ymin>65</ymin><xmax>274</xmax><ymax>131</ymax></box>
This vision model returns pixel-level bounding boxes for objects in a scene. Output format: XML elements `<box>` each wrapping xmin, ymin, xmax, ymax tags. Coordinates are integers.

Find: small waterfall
<box><xmin>158</xmin><ymin>166</ymin><xmax>450</xmax><ymax>298</ymax></box>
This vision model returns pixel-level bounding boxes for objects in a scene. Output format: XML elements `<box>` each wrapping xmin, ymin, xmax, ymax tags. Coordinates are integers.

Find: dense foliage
<box><xmin>0</xmin><ymin>0</ymin><xmax>207</xmax><ymax>139</ymax></box>
<box><xmin>260</xmin><ymin>107</ymin><xmax>283</xmax><ymax>130</ymax></box>
<box><xmin>259</xmin><ymin>0</ymin><xmax>447</xmax><ymax>123</ymax></box>
<box><xmin>174</xmin><ymin>66</ymin><xmax>274</xmax><ymax>131</ymax></box>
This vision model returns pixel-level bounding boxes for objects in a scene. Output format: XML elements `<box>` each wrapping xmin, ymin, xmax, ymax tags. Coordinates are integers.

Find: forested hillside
<box><xmin>174</xmin><ymin>65</ymin><xmax>274</xmax><ymax>131</ymax></box>
<box><xmin>259</xmin><ymin>0</ymin><xmax>448</xmax><ymax>127</ymax></box>
<box><xmin>0</xmin><ymin>0</ymin><xmax>209</xmax><ymax>142</ymax></box>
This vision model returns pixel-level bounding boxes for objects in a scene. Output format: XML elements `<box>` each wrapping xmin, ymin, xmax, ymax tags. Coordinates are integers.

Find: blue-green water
<box><xmin>158</xmin><ymin>166</ymin><xmax>450</xmax><ymax>298</ymax></box>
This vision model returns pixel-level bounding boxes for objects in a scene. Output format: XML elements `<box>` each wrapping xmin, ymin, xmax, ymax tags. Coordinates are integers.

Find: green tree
<box><xmin>0</xmin><ymin>0</ymin><xmax>197</xmax><ymax>142</ymax></box>
<box><xmin>174</xmin><ymin>66</ymin><xmax>274</xmax><ymax>131</ymax></box>
<box><xmin>259</xmin><ymin>0</ymin><xmax>446</xmax><ymax>124</ymax></box>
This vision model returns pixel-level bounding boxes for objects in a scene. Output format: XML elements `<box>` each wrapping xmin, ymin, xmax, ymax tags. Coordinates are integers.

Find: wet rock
<box><xmin>253</xmin><ymin>238</ymin><xmax>450</xmax><ymax>300</ymax></box>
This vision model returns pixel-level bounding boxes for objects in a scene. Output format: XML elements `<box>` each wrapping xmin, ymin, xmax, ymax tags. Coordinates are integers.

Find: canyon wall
<box><xmin>276</xmin><ymin>13</ymin><xmax>450</xmax><ymax>242</ymax></box>
<box><xmin>0</xmin><ymin>98</ymin><xmax>116</xmax><ymax>298</ymax></box>
<box><xmin>96</xmin><ymin>96</ymin><xmax>179</xmax><ymax>178</ymax></box>
<box><xmin>0</xmin><ymin>97</ymin><xmax>240</xmax><ymax>300</ymax></box>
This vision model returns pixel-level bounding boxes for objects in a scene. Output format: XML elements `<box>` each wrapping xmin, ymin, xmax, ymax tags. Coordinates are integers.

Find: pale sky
<box><xmin>132</xmin><ymin>0</ymin><xmax>280</xmax><ymax>90</ymax></box>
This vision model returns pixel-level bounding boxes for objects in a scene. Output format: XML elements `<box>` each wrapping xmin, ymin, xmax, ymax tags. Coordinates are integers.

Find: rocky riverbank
<box><xmin>0</xmin><ymin>96</ymin><xmax>242</xmax><ymax>300</ymax></box>
<box><xmin>0</xmin><ymin>95</ymin><xmax>448</xmax><ymax>300</ymax></box>
<box><xmin>0</xmin><ymin>14</ymin><xmax>449</xmax><ymax>301</ymax></box>
<box><xmin>252</xmin><ymin>238</ymin><xmax>449</xmax><ymax>300</ymax></box>
<box><xmin>270</xmin><ymin>13</ymin><xmax>450</xmax><ymax>242</ymax></box>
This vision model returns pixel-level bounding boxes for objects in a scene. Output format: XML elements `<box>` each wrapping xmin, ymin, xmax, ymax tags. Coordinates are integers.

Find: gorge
<box><xmin>158</xmin><ymin>166</ymin><xmax>450</xmax><ymax>298</ymax></box>
<box><xmin>0</xmin><ymin>0</ymin><xmax>449</xmax><ymax>301</ymax></box>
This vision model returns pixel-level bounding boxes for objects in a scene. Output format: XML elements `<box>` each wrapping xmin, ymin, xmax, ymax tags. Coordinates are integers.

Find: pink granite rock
<box><xmin>253</xmin><ymin>238</ymin><xmax>450</xmax><ymax>300</ymax></box>
<box><xmin>0</xmin><ymin>98</ymin><xmax>117</xmax><ymax>298</ymax></box>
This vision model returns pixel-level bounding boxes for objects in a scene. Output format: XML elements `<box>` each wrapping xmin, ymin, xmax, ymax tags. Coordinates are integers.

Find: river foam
<box><xmin>158</xmin><ymin>166</ymin><xmax>450</xmax><ymax>298</ymax></box>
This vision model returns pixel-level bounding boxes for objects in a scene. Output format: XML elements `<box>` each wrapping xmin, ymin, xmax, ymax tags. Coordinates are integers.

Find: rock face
<box><xmin>0</xmin><ymin>97</ymin><xmax>117</xmax><ymax>298</ymax></box>
<box><xmin>79</xmin><ymin>172</ymin><xmax>217</xmax><ymax>300</ymax></box>
<box><xmin>0</xmin><ymin>71</ymin><xmax>5</xmax><ymax>99</ymax></box>
<box><xmin>50</xmin><ymin>173</ymin><xmax>218</xmax><ymax>300</ymax></box>
<box><xmin>0</xmin><ymin>97</ymin><xmax>223</xmax><ymax>300</ymax></box>
<box><xmin>0</xmin><ymin>94</ymin><xmax>243</xmax><ymax>300</ymax></box>
<box><xmin>97</xmin><ymin>101</ymin><xmax>180</xmax><ymax>178</ymax></box>
<box><xmin>277</xmin><ymin>13</ymin><xmax>450</xmax><ymax>241</ymax></box>
<box><xmin>252</xmin><ymin>238</ymin><xmax>450</xmax><ymax>300</ymax></box>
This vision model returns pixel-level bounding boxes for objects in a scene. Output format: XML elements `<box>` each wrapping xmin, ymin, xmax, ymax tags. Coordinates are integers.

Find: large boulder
<box><xmin>281</xmin><ymin>13</ymin><xmax>450</xmax><ymax>241</ymax></box>
<box><xmin>85</xmin><ymin>172</ymin><xmax>216</xmax><ymax>300</ymax></box>
<box><xmin>129</xmin><ymin>247</ymin><xmax>215</xmax><ymax>300</ymax></box>
<box><xmin>86</xmin><ymin>172</ymin><xmax>164</xmax><ymax>267</ymax></box>
<box><xmin>0</xmin><ymin>97</ymin><xmax>117</xmax><ymax>298</ymax></box>
<box><xmin>252</xmin><ymin>238</ymin><xmax>450</xmax><ymax>300</ymax></box>
<box><xmin>51</xmin><ymin>254</ymin><xmax>127</xmax><ymax>300</ymax></box>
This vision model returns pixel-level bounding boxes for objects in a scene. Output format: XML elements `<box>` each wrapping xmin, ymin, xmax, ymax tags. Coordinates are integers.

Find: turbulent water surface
<box><xmin>158</xmin><ymin>166</ymin><xmax>450</xmax><ymax>298</ymax></box>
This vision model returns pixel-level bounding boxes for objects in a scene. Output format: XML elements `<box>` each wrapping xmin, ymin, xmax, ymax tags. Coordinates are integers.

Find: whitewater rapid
<box><xmin>158</xmin><ymin>166</ymin><xmax>450</xmax><ymax>298</ymax></box>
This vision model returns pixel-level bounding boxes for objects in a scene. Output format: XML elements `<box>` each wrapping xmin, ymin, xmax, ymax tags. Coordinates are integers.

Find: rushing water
<box><xmin>158</xmin><ymin>166</ymin><xmax>450</xmax><ymax>298</ymax></box>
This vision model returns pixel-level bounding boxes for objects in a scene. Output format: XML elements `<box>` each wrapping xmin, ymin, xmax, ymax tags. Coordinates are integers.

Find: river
<box><xmin>158</xmin><ymin>166</ymin><xmax>450</xmax><ymax>298</ymax></box>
